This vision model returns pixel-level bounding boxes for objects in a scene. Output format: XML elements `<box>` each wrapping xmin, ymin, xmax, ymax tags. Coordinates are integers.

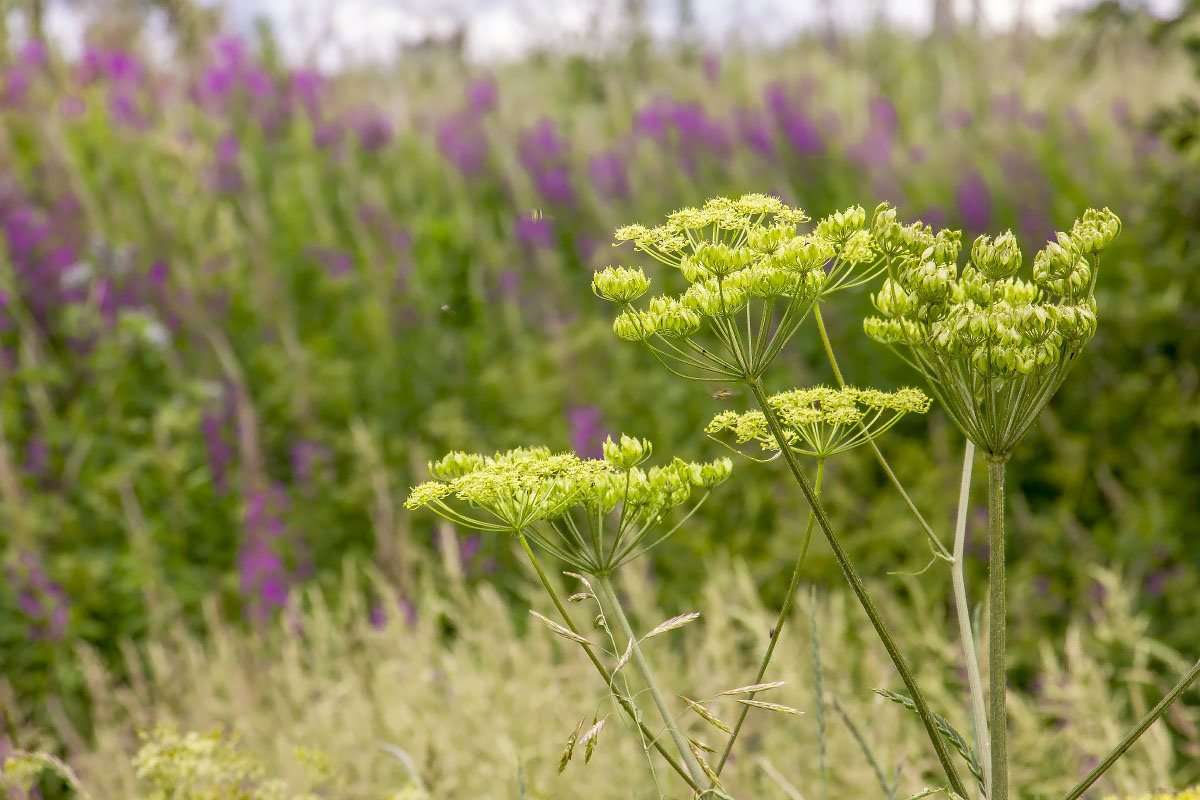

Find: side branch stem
<box><xmin>953</xmin><ymin>441</ymin><xmax>990</xmax><ymax>797</ymax></box>
<box><xmin>749</xmin><ymin>378</ymin><xmax>969</xmax><ymax>799</ymax></box>
<box><xmin>814</xmin><ymin>305</ymin><xmax>951</xmax><ymax>559</ymax></box>
<box><xmin>596</xmin><ymin>574</ymin><xmax>711</xmax><ymax>791</ymax></box>
<box><xmin>715</xmin><ymin>459</ymin><xmax>825</xmax><ymax>775</ymax></box>
<box><xmin>516</xmin><ymin>535</ymin><xmax>700</xmax><ymax>793</ymax></box>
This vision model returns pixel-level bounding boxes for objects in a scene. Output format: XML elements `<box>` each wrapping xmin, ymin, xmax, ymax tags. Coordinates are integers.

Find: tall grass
<box><xmin>6</xmin><ymin>558</ymin><xmax>1193</xmax><ymax>798</ymax></box>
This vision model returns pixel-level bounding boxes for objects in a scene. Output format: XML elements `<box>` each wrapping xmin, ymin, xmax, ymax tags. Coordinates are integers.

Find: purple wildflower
<box><xmin>19</xmin><ymin>40</ymin><xmax>48</xmax><ymax>69</ymax></box>
<box><xmin>238</xmin><ymin>483</ymin><xmax>301</xmax><ymax>622</ymax></box>
<box><xmin>568</xmin><ymin>405</ymin><xmax>605</xmax><ymax>459</ymax></box>
<box><xmin>290</xmin><ymin>69</ymin><xmax>323</xmax><ymax>116</ymax></box>
<box><xmin>515</xmin><ymin>215</ymin><xmax>553</xmax><ymax>249</ymax></box>
<box><xmin>350</xmin><ymin>107</ymin><xmax>393</xmax><ymax>151</ymax></box>
<box><xmin>202</xmin><ymin>412</ymin><xmax>234</xmax><ymax>494</ymax></box>
<box><xmin>23</xmin><ymin>438</ymin><xmax>49</xmax><ymax>476</ymax></box>
<box><xmin>6</xmin><ymin>552</ymin><xmax>69</xmax><ymax>641</ymax></box>
<box><xmin>735</xmin><ymin>108</ymin><xmax>776</xmax><ymax>160</ymax></box>
<box><xmin>497</xmin><ymin>269</ymin><xmax>521</xmax><ymax>300</ymax></box>
<box><xmin>944</xmin><ymin>108</ymin><xmax>972</xmax><ymax>129</ymax></box>
<box><xmin>290</xmin><ymin>440</ymin><xmax>329</xmax><ymax>487</ymax></box>
<box><xmin>466</xmin><ymin>74</ymin><xmax>498</xmax><ymax>115</ymax></box>
<box><xmin>534</xmin><ymin>165</ymin><xmax>575</xmax><ymax>205</ymax></box>
<box><xmin>955</xmin><ymin>171</ymin><xmax>992</xmax><ymax>231</ymax></box>
<box><xmin>588</xmin><ymin>151</ymin><xmax>628</xmax><ymax>199</ymax></box>
<box><xmin>764</xmin><ymin>83</ymin><xmax>824</xmax><ymax>157</ymax></box>
<box><xmin>436</xmin><ymin>111</ymin><xmax>489</xmax><ymax>175</ymax></box>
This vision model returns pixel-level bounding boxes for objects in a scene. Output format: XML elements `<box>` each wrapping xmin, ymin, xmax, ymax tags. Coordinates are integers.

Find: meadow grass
<box><xmin>6</xmin><ymin>557</ymin><xmax>1193</xmax><ymax>798</ymax></box>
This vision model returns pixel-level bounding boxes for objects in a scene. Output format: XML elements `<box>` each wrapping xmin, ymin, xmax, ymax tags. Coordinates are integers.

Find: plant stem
<box><xmin>749</xmin><ymin>378</ymin><xmax>969</xmax><ymax>799</ymax></box>
<box><xmin>596</xmin><ymin>574</ymin><xmax>711</xmax><ymax>791</ymax></box>
<box><xmin>716</xmin><ymin>459</ymin><xmax>824</xmax><ymax>776</ymax></box>
<box><xmin>814</xmin><ymin>305</ymin><xmax>951</xmax><ymax>559</ymax></box>
<box><xmin>952</xmin><ymin>440</ymin><xmax>990</xmax><ymax>798</ymax></box>
<box><xmin>1059</xmin><ymin>658</ymin><xmax>1200</xmax><ymax>800</ymax></box>
<box><xmin>516</xmin><ymin>535</ymin><xmax>700</xmax><ymax>793</ymax></box>
<box><xmin>987</xmin><ymin>458</ymin><xmax>1008</xmax><ymax>800</ymax></box>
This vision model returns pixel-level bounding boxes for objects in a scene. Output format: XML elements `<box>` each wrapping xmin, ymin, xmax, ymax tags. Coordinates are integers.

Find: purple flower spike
<box><xmin>568</xmin><ymin>405</ymin><xmax>606</xmax><ymax>459</ymax></box>
<box><xmin>588</xmin><ymin>151</ymin><xmax>628</xmax><ymax>199</ymax></box>
<box><xmin>350</xmin><ymin>108</ymin><xmax>393</xmax><ymax>151</ymax></box>
<box><xmin>515</xmin><ymin>215</ymin><xmax>553</xmax><ymax>249</ymax></box>
<box><xmin>467</xmin><ymin>74</ymin><xmax>498</xmax><ymax>115</ymax></box>
<box><xmin>955</xmin><ymin>171</ymin><xmax>992</xmax><ymax>231</ymax></box>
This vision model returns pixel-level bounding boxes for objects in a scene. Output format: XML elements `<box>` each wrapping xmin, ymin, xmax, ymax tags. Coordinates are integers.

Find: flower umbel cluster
<box><xmin>707</xmin><ymin>385</ymin><xmax>931</xmax><ymax>459</ymax></box>
<box><xmin>597</xmin><ymin>194</ymin><xmax>883</xmax><ymax>381</ymax></box>
<box><xmin>405</xmin><ymin>437</ymin><xmax>732</xmax><ymax>574</ymax></box>
<box><xmin>864</xmin><ymin>204</ymin><xmax>1120</xmax><ymax>458</ymax></box>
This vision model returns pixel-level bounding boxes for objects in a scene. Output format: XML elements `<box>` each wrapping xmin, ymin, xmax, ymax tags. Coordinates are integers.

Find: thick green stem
<box><xmin>953</xmin><ymin>441</ymin><xmax>990</xmax><ymax>797</ymax></box>
<box><xmin>749</xmin><ymin>378</ymin><xmax>969</xmax><ymax>799</ymax></box>
<box><xmin>987</xmin><ymin>458</ymin><xmax>1008</xmax><ymax>800</ymax></box>
<box><xmin>715</xmin><ymin>459</ymin><xmax>824</xmax><ymax>775</ymax></box>
<box><xmin>516</xmin><ymin>535</ymin><xmax>699</xmax><ymax>793</ymax></box>
<box><xmin>1059</xmin><ymin>658</ymin><xmax>1200</xmax><ymax>800</ymax></box>
<box><xmin>596</xmin><ymin>574</ymin><xmax>710</xmax><ymax>790</ymax></box>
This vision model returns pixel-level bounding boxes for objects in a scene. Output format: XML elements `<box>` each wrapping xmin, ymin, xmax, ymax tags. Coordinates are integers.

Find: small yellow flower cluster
<box><xmin>707</xmin><ymin>385</ymin><xmax>931</xmax><ymax>459</ymax></box>
<box><xmin>406</xmin><ymin>439</ymin><xmax>732</xmax><ymax>540</ymax></box>
<box><xmin>602</xmin><ymin>194</ymin><xmax>881</xmax><ymax>380</ymax></box>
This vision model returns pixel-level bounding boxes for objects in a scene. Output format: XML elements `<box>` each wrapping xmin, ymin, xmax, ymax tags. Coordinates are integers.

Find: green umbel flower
<box><xmin>707</xmin><ymin>385</ymin><xmax>931</xmax><ymax>460</ymax></box>
<box><xmin>406</xmin><ymin>439</ymin><xmax>731</xmax><ymax>574</ymax></box>
<box><xmin>600</xmin><ymin>194</ymin><xmax>883</xmax><ymax>382</ymax></box>
<box><xmin>864</xmin><ymin>203</ymin><xmax>1120</xmax><ymax>459</ymax></box>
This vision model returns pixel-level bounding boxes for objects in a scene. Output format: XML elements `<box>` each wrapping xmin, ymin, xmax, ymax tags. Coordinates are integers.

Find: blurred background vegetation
<box><xmin>0</xmin><ymin>0</ymin><xmax>1198</xmax><ymax>796</ymax></box>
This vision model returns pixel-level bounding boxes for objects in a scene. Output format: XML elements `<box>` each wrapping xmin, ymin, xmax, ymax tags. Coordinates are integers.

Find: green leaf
<box><xmin>873</xmin><ymin>689</ymin><xmax>983</xmax><ymax>786</ymax></box>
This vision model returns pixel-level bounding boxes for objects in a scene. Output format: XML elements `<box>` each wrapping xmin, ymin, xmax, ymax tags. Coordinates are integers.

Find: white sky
<box><xmin>33</xmin><ymin>0</ymin><xmax>1186</xmax><ymax>68</ymax></box>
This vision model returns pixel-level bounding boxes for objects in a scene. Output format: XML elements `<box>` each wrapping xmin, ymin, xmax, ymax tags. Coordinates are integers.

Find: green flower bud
<box><xmin>909</xmin><ymin>261</ymin><xmax>954</xmax><ymax>304</ymax></box>
<box><xmin>679</xmin><ymin>256</ymin><xmax>710</xmax><ymax>283</ymax></box>
<box><xmin>430</xmin><ymin>451</ymin><xmax>486</xmax><ymax>480</ymax></box>
<box><xmin>971</xmin><ymin>231</ymin><xmax>1022</xmax><ymax>280</ymax></box>
<box><xmin>922</xmin><ymin>229</ymin><xmax>962</xmax><ymax>264</ymax></box>
<box><xmin>689</xmin><ymin>457</ymin><xmax>733</xmax><ymax>488</ymax></box>
<box><xmin>1070</xmin><ymin>207</ymin><xmax>1121</xmax><ymax>253</ymax></box>
<box><xmin>603</xmin><ymin>434</ymin><xmax>652</xmax><ymax>469</ymax></box>
<box><xmin>1017</xmin><ymin>304</ymin><xmax>1056</xmax><ymax>343</ymax></box>
<box><xmin>864</xmin><ymin>316</ymin><xmax>904</xmax><ymax>344</ymax></box>
<box><xmin>747</xmin><ymin>265</ymin><xmax>801</xmax><ymax>298</ymax></box>
<box><xmin>654</xmin><ymin>298</ymin><xmax>702</xmax><ymax>337</ymax></box>
<box><xmin>817</xmin><ymin>205</ymin><xmax>867</xmax><ymax>244</ymax></box>
<box><xmin>592</xmin><ymin>266</ymin><xmax>651</xmax><ymax>303</ymax></box>
<box><xmin>871</xmin><ymin>202</ymin><xmax>897</xmax><ymax>236</ymax></box>
<box><xmin>871</xmin><ymin>279</ymin><xmax>914</xmax><ymax>318</ymax></box>
<box><xmin>613</xmin><ymin>309</ymin><xmax>657</xmax><ymax>341</ymax></box>
<box><xmin>747</xmin><ymin>225</ymin><xmax>793</xmax><ymax>254</ymax></box>
<box><xmin>695</xmin><ymin>242</ymin><xmax>750</xmax><ymax>278</ymax></box>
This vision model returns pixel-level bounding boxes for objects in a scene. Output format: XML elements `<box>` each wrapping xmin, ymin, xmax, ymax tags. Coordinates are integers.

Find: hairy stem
<box><xmin>1059</xmin><ymin>658</ymin><xmax>1200</xmax><ymax>800</ymax></box>
<box><xmin>749</xmin><ymin>378</ymin><xmax>969</xmax><ymax>799</ymax></box>
<box><xmin>952</xmin><ymin>441</ymin><xmax>990</xmax><ymax>797</ymax></box>
<box><xmin>596</xmin><ymin>574</ymin><xmax>711</xmax><ymax>790</ymax></box>
<box><xmin>516</xmin><ymin>535</ymin><xmax>699</xmax><ymax>793</ymax></box>
<box><xmin>716</xmin><ymin>459</ymin><xmax>825</xmax><ymax>775</ymax></box>
<box><xmin>987</xmin><ymin>458</ymin><xmax>1008</xmax><ymax>800</ymax></box>
<box><xmin>814</xmin><ymin>305</ymin><xmax>951</xmax><ymax>559</ymax></box>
